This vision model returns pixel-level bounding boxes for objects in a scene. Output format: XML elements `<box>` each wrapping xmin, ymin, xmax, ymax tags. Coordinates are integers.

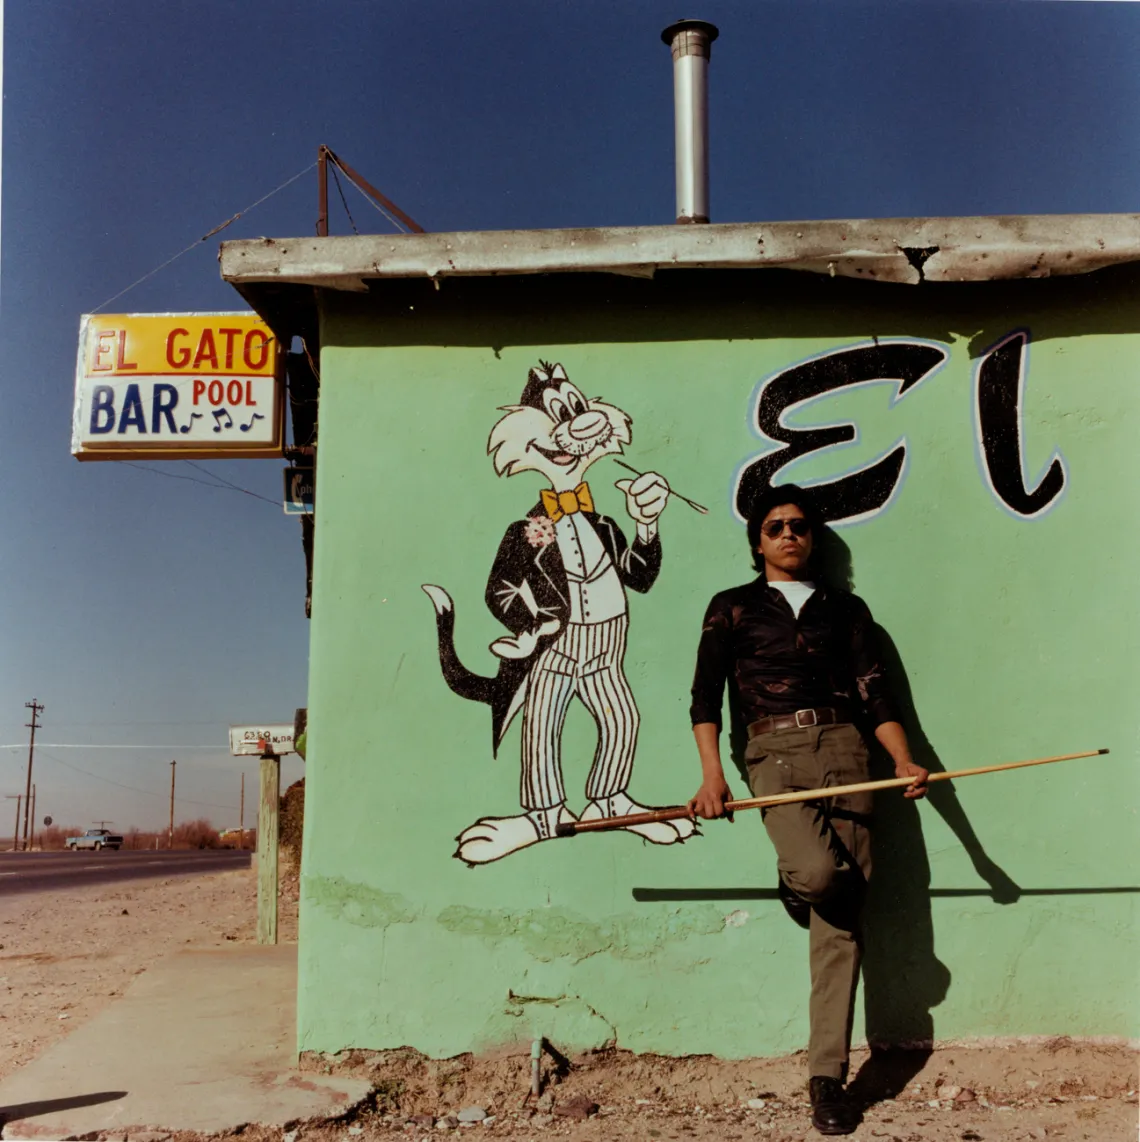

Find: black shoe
<box><xmin>809</xmin><ymin>1076</ymin><xmax>861</xmax><ymax>1136</ymax></box>
<box><xmin>778</xmin><ymin>876</ymin><xmax>811</xmax><ymax>929</ymax></box>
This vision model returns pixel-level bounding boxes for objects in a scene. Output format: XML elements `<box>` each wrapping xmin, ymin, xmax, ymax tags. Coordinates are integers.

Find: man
<box><xmin>687</xmin><ymin>484</ymin><xmax>928</xmax><ymax>1136</ymax></box>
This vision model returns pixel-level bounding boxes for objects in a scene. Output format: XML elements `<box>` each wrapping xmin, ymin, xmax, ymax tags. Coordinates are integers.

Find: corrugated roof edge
<box><xmin>219</xmin><ymin>214</ymin><xmax>1140</xmax><ymax>291</ymax></box>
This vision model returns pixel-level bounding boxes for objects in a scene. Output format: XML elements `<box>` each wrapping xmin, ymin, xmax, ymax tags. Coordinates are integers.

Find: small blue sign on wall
<box><xmin>284</xmin><ymin>466</ymin><xmax>315</xmax><ymax>515</ymax></box>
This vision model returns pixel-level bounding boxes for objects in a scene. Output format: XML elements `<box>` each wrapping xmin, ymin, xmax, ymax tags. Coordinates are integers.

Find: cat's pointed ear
<box><xmin>520</xmin><ymin>367</ymin><xmax>551</xmax><ymax>410</ymax></box>
<box><xmin>550</xmin><ymin>363</ymin><xmax>568</xmax><ymax>382</ymax></box>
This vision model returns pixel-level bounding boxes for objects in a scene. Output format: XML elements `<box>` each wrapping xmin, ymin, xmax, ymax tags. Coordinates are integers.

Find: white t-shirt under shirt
<box><xmin>768</xmin><ymin>579</ymin><xmax>816</xmax><ymax>618</ymax></box>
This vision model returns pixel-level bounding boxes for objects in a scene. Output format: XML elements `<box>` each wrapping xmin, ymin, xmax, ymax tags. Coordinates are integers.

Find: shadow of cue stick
<box><xmin>555</xmin><ymin>749</ymin><xmax>1109</xmax><ymax>836</ymax></box>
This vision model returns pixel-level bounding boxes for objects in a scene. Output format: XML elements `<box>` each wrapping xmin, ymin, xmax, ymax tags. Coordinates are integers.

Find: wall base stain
<box><xmin>436</xmin><ymin>902</ymin><xmax>724</xmax><ymax>963</ymax></box>
<box><xmin>304</xmin><ymin>874</ymin><xmax>419</xmax><ymax>929</ymax></box>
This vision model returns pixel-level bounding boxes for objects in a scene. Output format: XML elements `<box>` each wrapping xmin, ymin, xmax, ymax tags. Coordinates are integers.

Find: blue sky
<box><xmin>1</xmin><ymin>0</ymin><xmax>1138</xmax><ymax>833</ymax></box>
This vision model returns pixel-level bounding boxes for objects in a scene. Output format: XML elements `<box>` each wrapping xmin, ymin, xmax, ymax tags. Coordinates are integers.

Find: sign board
<box><xmin>72</xmin><ymin>313</ymin><xmax>284</xmax><ymax>460</ymax></box>
<box><xmin>284</xmin><ymin>466</ymin><xmax>315</xmax><ymax>514</ymax></box>
<box><xmin>43</xmin><ymin>815</ymin><xmax>53</xmax><ymax>826</ymax></box>
<box><xmin>229</xmin><ymin>724</ymin><xmax>296</xmax><ymax>756</ymax></box>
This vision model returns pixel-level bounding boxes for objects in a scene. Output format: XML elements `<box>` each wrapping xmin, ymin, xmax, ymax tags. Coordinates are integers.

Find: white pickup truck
<box><xmin>65</xmin><ymin>828</ymin><xmax>123</xmax><ymax>851</ymax></box>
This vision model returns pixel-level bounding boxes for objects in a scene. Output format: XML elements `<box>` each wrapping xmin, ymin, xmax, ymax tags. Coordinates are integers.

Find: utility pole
<box><xmin>5</xmin><ymin>796</ymin><xmax>20</xmax><ymax>852</ymax></box>
<box><xmin>239</xmin><ymin>772</ymin><xmax>245</xmax><ymax>850</ymax></box>
<box><xmin>29</xmin><ymin>785</ymin><xmax>36</xmax><ymax>851</ymax></box>
<box><xmin>22</xmin><ymin>700</ymin><xmax>43</xmax><ymax>851</ymax></box>
<box><xmin>168</xmin><ymin>760</ymin><xmax>176</xmax><ymax>849</ymax></box>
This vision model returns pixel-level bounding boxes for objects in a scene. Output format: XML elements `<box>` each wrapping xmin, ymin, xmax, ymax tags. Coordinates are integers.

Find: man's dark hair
<box><xmin>745</xmin><ymin>484</ymin><xmax>823</xmax><ymax>573</ymax></box>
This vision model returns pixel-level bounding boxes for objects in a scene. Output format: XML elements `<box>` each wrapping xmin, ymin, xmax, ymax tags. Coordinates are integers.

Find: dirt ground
<box><xmin>0</xmin><ymin>865</ymin><xmax>1136</xmax><ymax>1141</ymax></box>
<box><xmin>0</xmin><ymin>860</ymin><xmax>299</xmax><ymax>1084</ymax></box>
<box><xmin>282</xmin><ymin>1039</ymin><xmax>1137</xmax><ymax>1142</ymax></box>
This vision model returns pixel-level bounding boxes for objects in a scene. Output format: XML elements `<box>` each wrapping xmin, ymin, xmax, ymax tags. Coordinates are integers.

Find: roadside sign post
<box><xmin>229</xmin><ymin>725</ymin><xmax>296</xmax><ymax>946</ymax></box>
<box><xmin>257</xmin><ymin>740</ymin><xmax>280</xmax><ymax>945</ymax></box>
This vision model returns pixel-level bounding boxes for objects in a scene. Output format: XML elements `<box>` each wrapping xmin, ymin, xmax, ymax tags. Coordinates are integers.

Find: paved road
<box><xmin>0</xmin><ymin>849</ymin><xmax>251</xmax><ymax>896</ymax></box>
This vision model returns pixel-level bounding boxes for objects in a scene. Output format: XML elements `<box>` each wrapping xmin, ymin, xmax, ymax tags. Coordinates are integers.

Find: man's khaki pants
<box><xmin>745</xmin><ymin>722</ymin><xmax>873</xmax><ymax>1081</ymax></box>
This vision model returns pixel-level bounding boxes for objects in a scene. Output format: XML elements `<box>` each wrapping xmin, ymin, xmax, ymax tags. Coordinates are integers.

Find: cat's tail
<box><xmin>421</xmin><ymin>585</ymin><xmax>495</xmax><ymax>705</ymax></box>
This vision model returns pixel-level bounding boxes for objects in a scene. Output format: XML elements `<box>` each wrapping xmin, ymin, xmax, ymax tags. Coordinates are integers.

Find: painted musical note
<box><xmin>239</xmin><ymin>412</ymin><xmax>265</xmax><ymax>432</ymax></box>
<box><xmin>179</xmin><ymin>412</ymin><xmax>204</xmax><ymax>434</ymax></box>
<box><xmin>212</xmin><ymin>408</ymin><xmax>234</xmax><ymax>432</ymax></box>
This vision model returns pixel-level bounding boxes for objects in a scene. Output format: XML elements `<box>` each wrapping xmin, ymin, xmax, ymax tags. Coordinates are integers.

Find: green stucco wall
<box><xmin>298</xmin><ymin>269</ymin><xmax>1138</xmax><ymax>1059</ymax></box>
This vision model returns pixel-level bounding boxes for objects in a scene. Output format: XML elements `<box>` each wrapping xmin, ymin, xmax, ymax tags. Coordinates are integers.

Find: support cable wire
<box><xmin>90</xmin><ymin>161</ymin><xmax>317</xmax><ymax>314</ymax></box>
<box><xmin>119</xmin><ymin>461</ymin><xmax>278</xmax><ymax>506</ymax></box>
<box><xmin>182</xmin><ymin>460</ymin><xmax>279</xmax><ymax>505</ymax></box>
<box><xmin>329</xmin><ymin>163</ymin><xmax>359</xmax><ymax>235</ymax></box>
<box><xmin>334</xmin><ymin>158</ymin><xmax>411</xmax><ymax>233</ymax></box>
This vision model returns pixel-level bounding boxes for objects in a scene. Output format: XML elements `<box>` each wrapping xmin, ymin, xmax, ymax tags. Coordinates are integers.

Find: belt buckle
<box><xmin>794</xmin><ymin>708</ymin><xmax>818</xmax><ymax>728</ymax></box>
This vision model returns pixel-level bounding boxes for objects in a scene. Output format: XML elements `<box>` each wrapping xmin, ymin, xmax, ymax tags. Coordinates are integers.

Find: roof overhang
<box><xmin>221</xmin><ymin>213</ymin><xmax>1140</xmax><ymax>297</ymax></box>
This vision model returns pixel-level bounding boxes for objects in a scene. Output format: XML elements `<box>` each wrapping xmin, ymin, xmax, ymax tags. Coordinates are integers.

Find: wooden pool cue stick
<box><xmin>613</xmin><ymin>459</ymin><xmax>709</xmax><ymax>515</ymax></box>
<box><xmin>555</xmin><ymin>749</ymin><xmax>1108</xmax><ymax>837</ymax></box>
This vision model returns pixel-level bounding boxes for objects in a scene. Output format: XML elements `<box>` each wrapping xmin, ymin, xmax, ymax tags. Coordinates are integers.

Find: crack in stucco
<box><xmin>436</xmin><ymin>902</ymin><xmax>723</xmax><ymax>963</ymax></box>
<box><xmin>505</xmin><ymin>989</ymin><xmax>618</xmax><ymax>1044</ymax></box>
<box><xmin>507</xmin><ymin>989</ymin><xmax>571</xmax><ymax>1005</ymax></box>
<box><xmin>304</xmin><ymin>874</ymin><xmax>419</xmax><ymax>928</ymax></box>
<box><xmin>992</xmin><ymin>910</ymin><xmax>1050</xmax><ymax>1024</ymax></box>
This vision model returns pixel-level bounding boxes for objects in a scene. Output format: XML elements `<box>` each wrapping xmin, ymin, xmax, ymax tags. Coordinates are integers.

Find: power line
<box><xmin>37</xmin><ymin>720</ymin><xmax>225</xmax><ymax>728</ymax></box>
<box><xmin>0</xmin><ymin>744</ymin><xmax>228</xmax><ymax>751</ymax></box>
<box><xmin>34</xmin><ymin>750</ymin><xmax>239</xmax><ymax>812</ymax></box>
<box><xmin>90</xmin><ymin>161</ymin><xmax>317</xmax><ymax>314</ymax></box>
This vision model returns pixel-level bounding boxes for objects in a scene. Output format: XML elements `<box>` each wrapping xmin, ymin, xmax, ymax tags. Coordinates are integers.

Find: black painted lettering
<box><xmin>734</xmin><ymin>341</ymin><xmax>948</xmax><ymax>524</ymax></box>
<box><xmin>975</xmin><ymin>331</ymin><xmax>1065</xmax><ymax>518</ymax></box>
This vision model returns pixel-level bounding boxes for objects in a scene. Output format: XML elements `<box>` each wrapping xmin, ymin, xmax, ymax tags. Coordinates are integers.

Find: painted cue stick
<box><xmin>613</xmin><ymin>459</ymin><xmax>709</xmax><ymax>515</ymax></box>
<box><xmin>555</xmin><ymin>749</ymin><xmax>1108</xmax><ymax>837</ymax></box>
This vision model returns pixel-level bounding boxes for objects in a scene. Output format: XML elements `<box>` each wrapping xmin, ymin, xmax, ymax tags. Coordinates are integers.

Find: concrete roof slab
<box><xmin>220</xmin><ymin>214</ymin><xmax>1140</xmax><ymax>291</ymax></box>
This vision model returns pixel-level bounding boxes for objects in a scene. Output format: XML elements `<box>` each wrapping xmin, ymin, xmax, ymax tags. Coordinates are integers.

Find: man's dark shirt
<box><xmin>689</xmin><ymin>578</ymin><xmax>899</xmax><ymax>732</ymax></box>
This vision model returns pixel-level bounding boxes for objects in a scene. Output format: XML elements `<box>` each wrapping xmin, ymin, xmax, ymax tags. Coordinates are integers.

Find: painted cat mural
<box><xmin>422</xmin><ymin>361</ymin><xmax>697</xmax><ymax>865</ymax></box>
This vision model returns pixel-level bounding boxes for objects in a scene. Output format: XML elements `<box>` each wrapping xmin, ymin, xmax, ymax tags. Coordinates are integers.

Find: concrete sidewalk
<box><xmin>0</xmin><ymin>945</ymin><xmax>370</xmax><ymax>1138</ymax></box>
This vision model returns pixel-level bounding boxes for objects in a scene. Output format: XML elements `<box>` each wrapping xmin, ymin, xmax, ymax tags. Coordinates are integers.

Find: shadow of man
<box><xmin>810</xmin><ymin>527</ymin><xmax>1022</xmax><ymax>1106</ymax></box>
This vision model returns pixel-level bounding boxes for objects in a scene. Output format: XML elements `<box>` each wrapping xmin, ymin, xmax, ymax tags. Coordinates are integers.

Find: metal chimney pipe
<box><xmin>661</xmin><ymin>19</ymin><xmax>719</xmax><ymax>224</ymax></box>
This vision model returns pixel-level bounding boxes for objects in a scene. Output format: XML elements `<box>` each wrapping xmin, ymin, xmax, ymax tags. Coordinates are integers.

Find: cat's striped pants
<box><xmin>520</xmin><ymin>615</ymin><xmax>639</xmax><ymax>809</ymax></box>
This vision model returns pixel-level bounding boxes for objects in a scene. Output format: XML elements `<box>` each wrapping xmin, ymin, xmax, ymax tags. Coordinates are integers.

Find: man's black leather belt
<box><xmin>747</xmin><ymin>707</ymin><xmax>849</xmax><ymax>737</ymax></box>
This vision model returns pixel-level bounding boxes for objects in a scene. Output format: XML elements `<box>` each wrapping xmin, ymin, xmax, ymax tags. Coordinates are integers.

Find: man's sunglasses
<box><xmin>761</xmin><ymin>517</ymin><xmax>812</xmax><ymax>539</ymax></box>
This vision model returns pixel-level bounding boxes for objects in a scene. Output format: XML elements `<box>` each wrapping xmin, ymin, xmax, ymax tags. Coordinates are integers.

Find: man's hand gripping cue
<box><xmin>688</xmin><ymin>722</ymin><xmax>734</xmax><ymax>820</ymax></box>
<box><xmin>896</xmin><ymin>760</ymin><xmax>930</xmax><ymax>799</ymax></box>
<box><xmin>876</xmin><ymin>721</ymin><xmax>929</xmax><ymax>799</ymax></box>
<box><xmin>687</xmin><ymin>775</ymin><xmax>734</xmax><ymax>821</ymax></box>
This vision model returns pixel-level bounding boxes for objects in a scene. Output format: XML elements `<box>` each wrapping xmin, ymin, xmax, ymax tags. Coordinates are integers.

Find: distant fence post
<box><xmin>257</xmin><ymin>740</ymin><xmax>280</xmax><ymax>945</ymax></box>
